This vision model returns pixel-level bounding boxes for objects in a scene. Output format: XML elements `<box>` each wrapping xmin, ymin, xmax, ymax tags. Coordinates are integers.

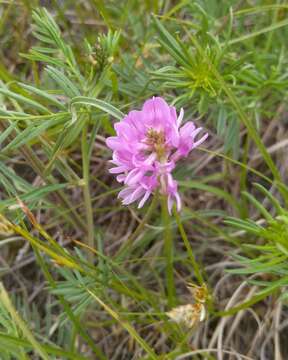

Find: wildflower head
<box><xmin>106</xmin><ymin>97</ymin><xmax>208</xmax><ymax>214</ymax></box>
<box><xmin>166</xmin><ymin>303</ymin><xmax>206</xmax><ymax>328</ymax></box>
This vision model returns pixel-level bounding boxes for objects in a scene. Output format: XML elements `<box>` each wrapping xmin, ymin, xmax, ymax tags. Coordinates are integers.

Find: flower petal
<box><xmin>138</xmin><ymin>190</ymin><xmax>151</xmax><ymax>208</ymax></box>
<box><xmin>193</xmin><ymin>132</ymin><xmax>209</xmax><ymax>147</ymax></box>
<box><xmin>124</xmin><ymin>168</ymin><xmax>144</xmax><ymax>185</ymax></box>
<box><xmin>109</xmin><ymin>165</ymin><xmax>127</xmax><ymax>174</ymax></box>
<box><xmin>122</xmin><ymin>186</ymin><xmax>145</xmax><ymax>205</ymax></box>
<box><xmin>177</xmin><ymin>108</ymin><xmax>184</xmax><ymax>127</ymax></box>
<box><xmin>142</xmin><ymin>96</ymin><xmax>172</xmax><ymax>130</ymax></box>
<box><xmin>106</xmin><ymin>137</ymin><xmax>124</xmax><ymax>151</ymax></box>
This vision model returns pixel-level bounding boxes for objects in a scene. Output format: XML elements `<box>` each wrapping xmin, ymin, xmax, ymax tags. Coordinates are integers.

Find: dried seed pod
<box><xmin>166</xmin><ymin>303</ymin><xmax>206</xmax><ymax>328</ymax></box>
<box><xmin>186</xmin><ymin>282</ymin><xmax>209</xmax><ymax>304</ymax></box>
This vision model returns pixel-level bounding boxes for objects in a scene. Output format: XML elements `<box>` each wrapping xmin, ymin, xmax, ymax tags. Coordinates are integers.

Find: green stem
<box><xmin>162</xmin><ymin>196</ymin><xmax>176</xmax><ymax>307</ymax></box>
<box><xmin>173</xmin><ymin>208</ymin><xmax>204</xmax><ymax>285</ymax></box>
<box><xmin>82</xmin><ymin>124</ymin><xmax>95</xmax><ymax>262</ymax></box>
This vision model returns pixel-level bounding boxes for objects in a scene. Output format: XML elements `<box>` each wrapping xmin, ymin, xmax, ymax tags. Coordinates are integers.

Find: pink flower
<box><xmin>106</xmin><ymin>97</ymin><xmax>208</xmax><ymax>214</ymax></box>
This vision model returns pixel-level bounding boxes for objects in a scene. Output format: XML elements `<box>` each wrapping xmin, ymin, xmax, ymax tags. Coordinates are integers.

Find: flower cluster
<box><xmin>106</xmin><ymin>97</ymin><xmax>208</xmax><ymax>214</ymax></box>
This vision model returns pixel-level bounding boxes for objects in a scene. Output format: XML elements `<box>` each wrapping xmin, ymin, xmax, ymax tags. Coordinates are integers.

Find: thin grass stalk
<box><xmin>82</xmin><ymin>123</ymin><xmax>95</xmax><ymax>261</ymax></box>
<box><xmin>86</xmin><ymin>288</ymin><xmax>158</xmax><ymax>359</ymax></box>
<box><xmin>0</xmin><ymin>332</ymin><xmax>87</xmax><ymax>360</ymax></box>
<box><xmin>214</xmin><ymin>286</ymin><xmax>279</xmax><ymax>317</ymax></box>
<box><xmin>162</xmin><ymin>196</ymin><xmax>176</xmax><ymax>307</ymax></box>
<box><xmin>173</xmin><ymin>208</ymin><xmax>204</xmax><ymax>286</ymax></box>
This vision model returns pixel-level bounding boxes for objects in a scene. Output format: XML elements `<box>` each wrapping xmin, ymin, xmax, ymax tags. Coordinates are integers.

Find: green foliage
<box><xmin>0</xmin><ymin>1</ymin><xmax>288</xmax><ymax>359</ymax></box>
<box><xmin>152</xmin><ymin>15</ymin><xmax>221</xmax><ymax>103</ymax></box>
<box><xmin>225</xmin><ymin>183</ymin><xmax>288</xmax><ymax>298</ymax></box>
